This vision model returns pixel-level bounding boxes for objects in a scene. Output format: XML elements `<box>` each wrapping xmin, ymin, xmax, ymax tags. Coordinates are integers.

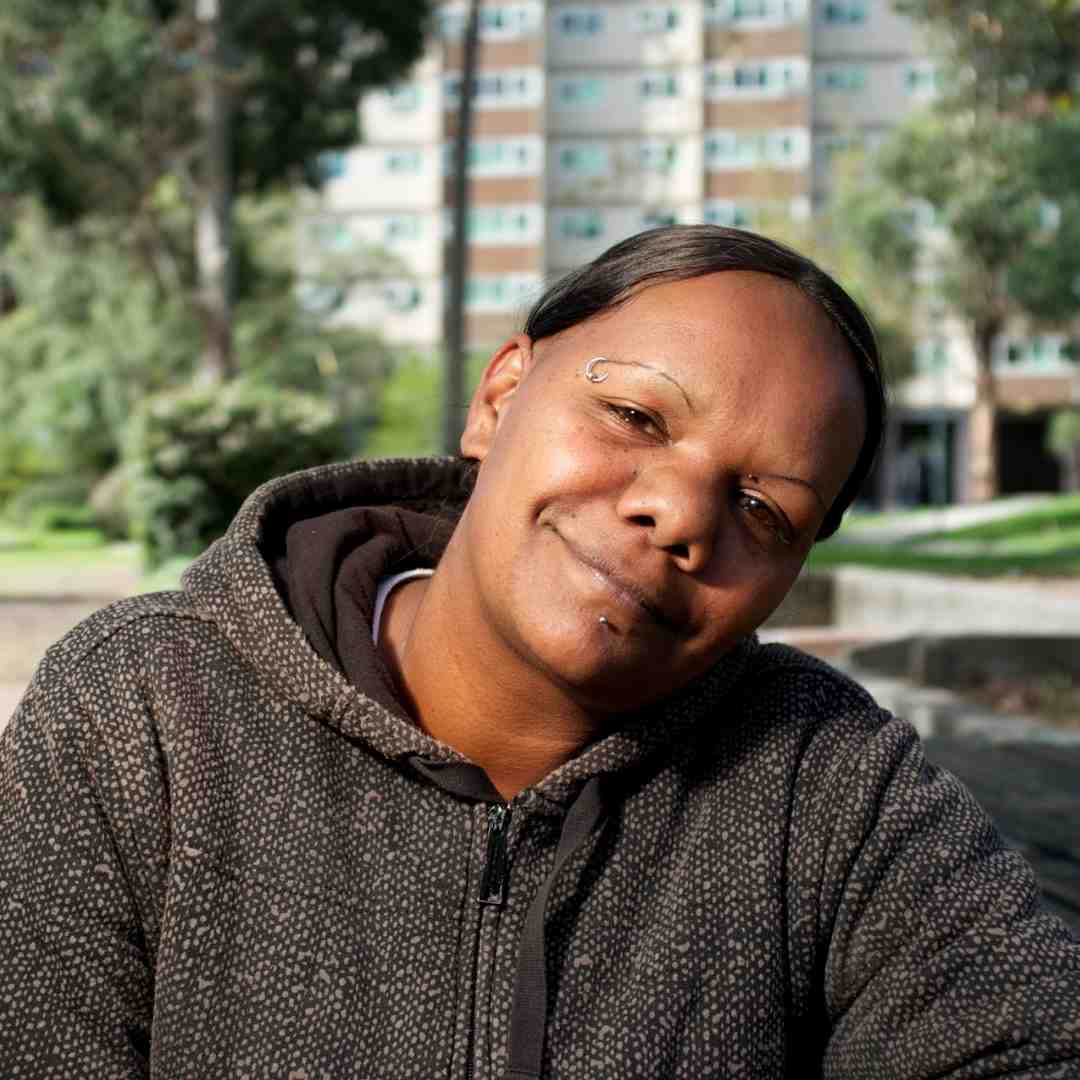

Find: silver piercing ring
<box><xmin>584</xmin><ymin>356</ymin><xmax>609</xmax><ymax>383</ymax></box>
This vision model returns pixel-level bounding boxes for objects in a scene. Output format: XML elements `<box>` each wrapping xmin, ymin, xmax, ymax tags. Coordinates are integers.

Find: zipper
<box><xmin>477</xmin><ymin>803</ymin><xmax>511</xmax><ymax>906</ymax></box>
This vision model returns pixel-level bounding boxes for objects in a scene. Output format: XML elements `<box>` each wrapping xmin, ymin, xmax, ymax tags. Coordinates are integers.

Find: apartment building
<box><xmin>304</xmin><ymin>0</ymin><xmax>1077</xmax><ymax>499</ymax></box>
<box><xmin>305</xmin><ymin>0</ymin><xmax>934</xmax><ymax>345</ymax></box>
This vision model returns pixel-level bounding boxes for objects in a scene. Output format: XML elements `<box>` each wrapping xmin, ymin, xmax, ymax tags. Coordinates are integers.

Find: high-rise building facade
<box><xmin>304</xmin><ymin>0</ymin><xmax>932</xmax><ymax>349</ymax></box>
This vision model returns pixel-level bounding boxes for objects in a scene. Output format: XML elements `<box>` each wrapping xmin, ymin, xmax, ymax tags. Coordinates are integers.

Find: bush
<box><xmin>3</xmin><ymin>473</ymin><xmax>96</xmax><ymax>530</ymax></box>
<box><xmin>127</xmin><ymin>378</ymin><xmax>347</xmax><ymax>566</ymax></box>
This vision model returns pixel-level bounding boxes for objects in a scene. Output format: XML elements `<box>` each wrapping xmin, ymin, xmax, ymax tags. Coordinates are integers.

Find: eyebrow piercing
<box><xmin>584</xmin><ymin>356</ymin><xmax>609</xmax><ymax>383</ymax></box>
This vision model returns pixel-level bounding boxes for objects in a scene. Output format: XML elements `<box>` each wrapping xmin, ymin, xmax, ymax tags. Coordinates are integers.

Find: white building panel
<box><xmin>548</xmin><ymin>136</ymin><xmax>703</xmax><ymax>203</ymax></box>
<box><xmin>360</xmin><ymin>59</ymin><xmax>443</xmax><ymax>144</ymax></box>
<box><xmin>813</xmin><ymin>59</ymin><xmax>929</xmax><ymax>128</ymax></box>
<box><xmin>548</xmin><ymin>2</ymin><xmax>702</xmax><ymax>67</ymax></box>
<box><xmin>320</xmin><ymin>146</ymin><xmax>442</xmax><ymax>212</ymax></box>
<box><xmin>332</xmin><ymin>275</ymin><xmax>444</xmax><ymax>347</ymax></box>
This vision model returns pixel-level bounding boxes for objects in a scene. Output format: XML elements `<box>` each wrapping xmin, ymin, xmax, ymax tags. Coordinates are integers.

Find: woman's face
<box><xmin>455</xmin><ymin>270</ymin><xmax>866</xmax><ymax>714</ymax></box>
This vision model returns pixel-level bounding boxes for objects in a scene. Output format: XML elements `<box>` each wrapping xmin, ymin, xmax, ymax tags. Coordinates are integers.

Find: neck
<box><xmin>379</xmin><ymin>548</ymin><xmax>604</xmax><ymax>801</ymax></box>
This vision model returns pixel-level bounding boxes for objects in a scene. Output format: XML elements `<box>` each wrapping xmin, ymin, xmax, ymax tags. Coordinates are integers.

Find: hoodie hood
<box><xmin>180</xmin><ymin>457</ymin><xmax>758</xmax><ymax>810</ymax></box>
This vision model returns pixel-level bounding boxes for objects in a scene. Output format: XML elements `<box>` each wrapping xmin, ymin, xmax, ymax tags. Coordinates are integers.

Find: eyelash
<box><xmin>604</xmin><ymin>401</ymin><xmax>667</xmax><ymax>439</ymax></box>
<box><xmin>737</xmin><ymin>492</ymin><xmax>793</xmax><ymax>547</ymax></box>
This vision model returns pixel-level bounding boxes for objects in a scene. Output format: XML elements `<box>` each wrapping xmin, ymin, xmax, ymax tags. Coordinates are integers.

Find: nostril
<box><xmin>629</xmin><ymin>514</ymin><xmax>655</xmax><ymax>528</ymax></box>
<box><xmin>667</xmin><ymin>542</ymin><xmax>691</xmax><ymax>561</ymax></box>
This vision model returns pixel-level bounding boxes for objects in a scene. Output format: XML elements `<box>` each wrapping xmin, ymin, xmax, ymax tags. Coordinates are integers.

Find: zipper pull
<box><xmin>478</xmin><ymin>804</ymin><xmax>511</xmax><ymax>907</ymax></box>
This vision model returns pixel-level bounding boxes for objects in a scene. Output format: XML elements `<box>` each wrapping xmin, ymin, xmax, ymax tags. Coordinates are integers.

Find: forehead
<box><xmin>534</xmin><ymin>270</ymin><xmax>866</xmax><ymax>498</ymax></box>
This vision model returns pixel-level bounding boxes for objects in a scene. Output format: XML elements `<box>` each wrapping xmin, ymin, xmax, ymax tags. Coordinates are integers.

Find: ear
<box><xmin>460</xmin><ymin>334</ymin><xmax>534</xmax><ymax>461</ymax></box>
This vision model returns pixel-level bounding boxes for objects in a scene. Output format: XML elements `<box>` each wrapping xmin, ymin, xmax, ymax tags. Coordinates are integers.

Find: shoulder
<box><xmin>18</xmin><ymin>591</ymin><xmax>231</xmax><ymax>745</ymax></box>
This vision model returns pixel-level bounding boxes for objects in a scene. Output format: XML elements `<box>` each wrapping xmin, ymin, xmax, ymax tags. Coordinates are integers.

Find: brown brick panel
<box><xmin>997</xmin><ymin>375</ymin><xmax>1078</xmax><ymax>409</ymax></box>
<box><xmin>465</xmin><ymin>312</ymin><xmax>522</xmax><ymax>348</ymax></box>
<box><xmin>445</xmin><ymin>109</ymin><xmax>543</xmax><ymax>137</ymax></box>
<box><xmin>466</xmin><ymin>245</ymin><xmax>543</xmax><ymax>274</ymax></box>
<box><xmin>444</xmin><ymin>39</ymin><xmax>544</xmax><ymax>69</ymax></box>
<box><xmin>706</xmin><ymin>26</ymin><xmax>807</xmax><ymax>58</ymax></box>
<box><xmin>705</xmin><ymin>98</ymin><xmax>809</xmax><ymax>128</ymax></box>
<box><xmin>705</xmin><ymin>170</ymin><xmax>808</xmax><ymax>198</ymax></box>
<box><xmin>445</xmin><ymin>177</ymin><xmax>544</xmax><ymax>203</ymax></box>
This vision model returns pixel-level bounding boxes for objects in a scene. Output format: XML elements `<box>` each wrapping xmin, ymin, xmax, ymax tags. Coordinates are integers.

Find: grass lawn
<box><xmin>811</xmin><ymin>493</ymin><xmax>1080</xmax><ymax>577</ymax></box>
<box><xmin>0</xmin><ymin>525</ymin><xmax>190</xmax><ymax>598</ymax></box>
<box><xmin>3</xmin><ymin>492</ymin><xmax>1080</xmax><ymax>596</ymax></box>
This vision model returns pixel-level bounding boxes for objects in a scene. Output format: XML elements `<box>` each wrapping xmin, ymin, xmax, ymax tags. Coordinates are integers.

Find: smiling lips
<box><xmin>557</xmin><ymin>531</ymin><xmax>684</xmax><ymax>633</ymax></box>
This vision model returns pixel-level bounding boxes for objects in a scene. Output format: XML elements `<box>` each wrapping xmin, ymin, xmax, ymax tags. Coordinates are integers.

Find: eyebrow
<box><xmin>749</xmin><ymin>472</ymin><xmax>828</xmax><ymax>510</ymax></box>
<box><xmin>600</xmin><ymin>357</ymin><xmax>695</xmax><ymax>412</ymax></box>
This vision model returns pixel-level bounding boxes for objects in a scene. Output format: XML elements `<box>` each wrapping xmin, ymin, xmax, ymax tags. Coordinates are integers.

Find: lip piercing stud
<box><xmin>584</xmin><ymin>356</ymin><xmax>609</xmax><ymax>383</ymax></box>
<box><xmin>598</xmin><ymin>615</ymin><xmax>610</xmax><ymax>627</ymax></box>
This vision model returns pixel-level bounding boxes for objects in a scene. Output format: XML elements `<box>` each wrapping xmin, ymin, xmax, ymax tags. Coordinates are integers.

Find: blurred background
<box><xmin>1</xmin><ymin>0</ymin><xmax>1079</xmax><ymax>922</ymax></box>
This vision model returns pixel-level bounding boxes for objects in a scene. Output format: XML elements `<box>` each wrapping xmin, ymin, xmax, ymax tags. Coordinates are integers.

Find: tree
<box><xmin>843</xmin><ymin>7</ymin><xmax>1080</xmax><ymax>502</ymax></box>
<box><xmin>897</xmin><ymin>0</ymin><xmax>1080</xmax><ymax>106</ymax></box>
<box><xmin>0</xmin><ymin>0</ymin><xmax>432</xmax><ymax>377</ymax></box>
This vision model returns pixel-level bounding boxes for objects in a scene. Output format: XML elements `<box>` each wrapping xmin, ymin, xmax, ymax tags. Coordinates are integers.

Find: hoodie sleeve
<box><xmin>0</xmin><ymin>684</ymin><xmax>155</xmax><ymax>1077</ymax></box>
<box><xmin>814</xmin><ymin>715</ymin><xmax>1080</xmax><ymax>1078</ymax></box>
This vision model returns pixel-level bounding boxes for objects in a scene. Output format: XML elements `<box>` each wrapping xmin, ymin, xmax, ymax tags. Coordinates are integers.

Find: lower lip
<box><xmin>560</xmin><ymin>537</ymin><xmax>657</xmax><ymax>629</ymax></box>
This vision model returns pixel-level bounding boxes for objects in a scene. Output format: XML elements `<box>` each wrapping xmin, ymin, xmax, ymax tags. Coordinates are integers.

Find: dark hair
<box><xmin>522</xmin><ymin>225</ymin><xmax>885</xmax><ymax>541</ymax></box>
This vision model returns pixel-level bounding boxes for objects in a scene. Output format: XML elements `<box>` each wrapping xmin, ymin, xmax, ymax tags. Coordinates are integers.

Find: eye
<box><xmin>604</xmin><ymin>402</ymin><xmax>667</xmax><ymax>440</ymax></box>
<box><xmin>737</xmin><ymin>492</ymin><xmax>793</xmax><ymax>547</ymax></box>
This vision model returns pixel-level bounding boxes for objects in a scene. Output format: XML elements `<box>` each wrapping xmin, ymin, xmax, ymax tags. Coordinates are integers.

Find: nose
<box><xmin>616</xmin><ymin>463</ymin><xmax>722</xmax><ymax>574</ymax></box>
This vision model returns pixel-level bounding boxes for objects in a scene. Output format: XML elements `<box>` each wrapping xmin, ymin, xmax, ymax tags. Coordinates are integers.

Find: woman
<box><xmin>2</xmin><ymin>227</ymin><xmax>1077</xmax><ymax>1077</ymax></box>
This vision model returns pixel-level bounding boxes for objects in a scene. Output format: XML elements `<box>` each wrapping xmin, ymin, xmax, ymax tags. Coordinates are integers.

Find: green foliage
<box><xmin>0</xmin><ymin>197</ymin><xmax>395</xmax><ymax>545</ymax></box>
<box><xmin>894</xmin><ymin>0</ymin><xmax>1080</xmax><ymax>106</ymax></box>
<box><xmin>128</xmin><ymin>378</ymin><xmax>346</xmax><ymax>565</ymax></box>
<box><xmin>1047</xmin><ymin>409</ymin><xmax>1080</xmax><ymax>457</ymax></box>
<box><xmin>0</xmin><ymin>207</ymin><xmax>198</xmax><ymax>500</ymax></box>
<box><xmin>0</xmin><ymin>0</ymin><xmax>433</xmax><ymax>217</ymax></box>
<box><xmin>811</xmin><ymin>493</ymin><xmax>1080</xmax><ymax>576</ymax></box>
<box><xmin>365</xmin><ymin>350</ymin><xmax>488</xmax><ymax>459</ymax></box>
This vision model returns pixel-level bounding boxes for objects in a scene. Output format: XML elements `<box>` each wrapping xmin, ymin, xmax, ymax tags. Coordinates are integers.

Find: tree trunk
<box><xmin>195</xmin><ymin>0</ymin><xmax>234</xmax><ymax>382</ymax></box>
<box><xmin>442</xmin><ymin>0</ymin><xmax>480</xmax><ymax>454</ymax></box>
<box><xmin>967</xmin><ymin>320</ymin><xmax>999</xmax><ymax>502</ymax></box>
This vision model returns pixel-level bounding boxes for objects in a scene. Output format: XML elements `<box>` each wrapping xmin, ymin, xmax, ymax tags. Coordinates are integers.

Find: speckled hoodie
<box><xmin>2</xmin><ymin>457</ymin><xmax>1079</xmax><ymax>1079</ymax></box>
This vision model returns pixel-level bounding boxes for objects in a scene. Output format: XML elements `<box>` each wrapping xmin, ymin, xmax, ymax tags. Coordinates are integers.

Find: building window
<box><xmin>553</xmin><ymin>76</ymin><xmax>606</xmax><ymax>107</ymax></box>
<box><xmin>641</xmin><ymin>209</ymin><xmax>679</xmax><ymax>228</ymax></box>
<box><xmin>308</xmin><ymin>220</ymin><xmax>355</xmax><ymax>253</ymax></box>
<box><xmin>634</xmin><ymin>6</ymin><xmax>680</xmax><ymax>33</ymax></box>
<box><xmin>439</xmin><ymin>3</ymin><xmax>541</xmax><ymax>40</ymax></box>
<box><xmin>914</xmin><ymin>339</ymin><xmax>948</xmax><ymax>372</ymax></box>
<box><xmin>703</xmin><ymin>200</ymin><xmax>755</xmax><ymax>228</ymax></box>
<box><xmin>706</xmin><ymin>127</ymin><xmax>808</xmax><ymax>169</ymax></box>
<box><xmin>638</xmin><ymin>140</ymin><xmax>679</xmax><ymax>172</ymax></box>
<box><xmin>557</xmin><ymin>7</ymin><xmax>605</xmax><ymax>34</ymax></box>
<box><xmin>558</xmin><ymin>143</ymin><xmax>611</xmax><ymax>176</ymax></box>
<box><xmin>384</xmin><ymin>215</ymin><xmax>422</xmax><ymax>242</ymax></box>
<box><xmin>464</xmin><ymin>273</ymin><xmax>540</xmax><ymax>311</ymax></box>
<box><xmin>999</xmin><ymin>336</ymin><xmax>1077</xmax><ymax>371</ymax></box>
<box><xmin>706</xmin><ymin>58</ymin><xmax>807</xmax><ymax>99</ymax></box>
<box><xmin>444</xmin><ymin>68</ymin><xmax>542</xmax><ymax>110</ymax></box>
<box><xmin>317</xmin><ymin>151</ymin><xmax>347</xmax><ymax>180</ymax></box>
<box><xmin>705</xmin><ymin>0</ymin><xmax>806</xmax><ymax>27</ymax></box>
<box><xmin>385</xmin><ymin>149</ymin><xmax>422</xmax><ymax>174</ymax></box>
<box><xmin>557</xmin><ymin>209</ymin><xmax>605</xmax><ymax>239</ymax></box>
<box><xmin>465</xmin><ymin>205</ymin><xmax>539</xmax><ymax>243</ymax></box>
<box><xmin>815</xmin><ymin>132</ymin><xmax>863</xmax><ymax>160</ymax></box>
<box><xmin>386</xmin><ymin>83</ymin><xmax>422</xmax><ymax>111</ymax></box>
<box><xmin>451</xmin><ymin>137</ymin><xmax>540</xmax><ymax>176</ymax></box>
<box><xmin>382</xmin><ymin>281</ymin><xmax>422</xmax><ymax>313</ymax></box>
<box><xmin>639</xmin><ymin>72</ymin><xmax>680</xmax><ymax>99</ymax></box>
<box><xmin>904</xmin><ymin>62</ymin><xmax>942</xmax><ymax>97</ymax></box>
<box><xmin>817</xmin><ymin>64</ymin><xmax>867</xmax><ymax>91</ymax></box>
<box><xmin>821</xmin><ymin>0</ymin><xmax>867</xmax><ymax>23</ymax></box>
